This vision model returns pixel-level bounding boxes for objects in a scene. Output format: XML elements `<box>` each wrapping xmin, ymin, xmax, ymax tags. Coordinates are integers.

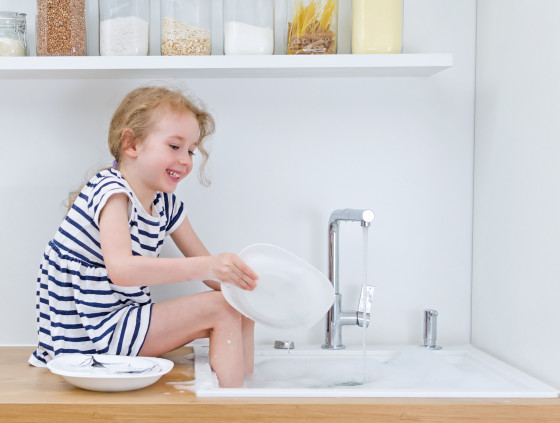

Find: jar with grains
<box><xmin>352</xmin><ymin>0</ymin><xmax>403</xmax><ymax>54</ymax></box>
<box><xmin>36</xmin><ymin>0</ymin><xmax>87</xmax><ymax>56</ymax></box>
<box><xmin>161</xmin><ymin>0</ymin><xmax>211</xmax><ymax>56</ymax></box>
<box><xmin>223</xmin><ymin>0</ymin><xmax>274</xmax><ymax>55</ymax></box>
<box><xmin>287</xmin><ymin>0</ymin><xmax>337</xmax><ymax>54</ymax></box>
<box><xmin>99</xmin><ymin>0</ymin><xmax>150</xmax><ymax>56</ymax></box>
<box><xmin>0</xmin><ymin>12</ymin><xmax>27</xmax><ymax>56</ymax></box>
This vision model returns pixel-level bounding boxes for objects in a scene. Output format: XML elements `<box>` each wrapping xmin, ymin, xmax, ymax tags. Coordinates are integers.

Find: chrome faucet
<box><xmin>322</xmin><ymin>209</ymin><xmax>375</xmax><ymax>350</ymax></box>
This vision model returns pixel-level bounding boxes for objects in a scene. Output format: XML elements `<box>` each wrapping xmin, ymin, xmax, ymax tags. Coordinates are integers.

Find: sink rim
<box><xmin>191</xmin><ymin>342</ymin><xmax>559</xmax><ymax>399</ymax></box>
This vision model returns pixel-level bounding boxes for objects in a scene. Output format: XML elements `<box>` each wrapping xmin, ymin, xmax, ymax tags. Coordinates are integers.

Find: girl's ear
<box><xmin>121</xmin><ymin>129</ymin><xmax>138</xmax><ymax>158</ymax></box>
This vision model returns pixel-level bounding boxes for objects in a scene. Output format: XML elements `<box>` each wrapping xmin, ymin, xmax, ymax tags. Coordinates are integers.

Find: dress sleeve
<box><xmin>162</xmin><ymin>193</ymin><xmax>187</xmax><ymax>236</ymax></box>
<box><xmin>89</xmin><ymin>177</ymin><xmax>133</xmax><ymax>227</ymax></box>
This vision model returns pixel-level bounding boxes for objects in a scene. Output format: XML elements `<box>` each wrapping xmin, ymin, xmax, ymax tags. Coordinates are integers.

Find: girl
<box><xmin>29</xmin><ymin>86</ymin><xmax>258</xmax><ymax>388</ymax></box>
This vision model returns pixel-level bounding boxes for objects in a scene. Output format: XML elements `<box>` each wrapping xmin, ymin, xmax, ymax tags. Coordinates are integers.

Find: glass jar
<box><xmin>352</xmin><ymin>0</ymin><xmax>403</xmax><ymax>54</ymax></box>
<box><xmin>223</xmin><ymin>0</ymin><xmax>274</xmax><ymax>55</ymax></box>
<box><xmin>0</xmin><ymin>12</ymin><xmax>27</xmax><ymax>56</ymax></box>
<box><xmin>99</xmin><ymin>0</ymin><xmax>150</xmax><ymax>56</ymax></box>
<box><xmin>36</xmin><ymin>0</ymin><xmax>87</xmax><ymax>56</ymax></box>
<box><xmin>287</xmin><ymin>0</ymin><xmax>337</xmax><ymax>55</ymax></box>
<box><xmin>161</xmin><ymin>0</ymin><xmax>211</xmax><ymax>56</ymax></box>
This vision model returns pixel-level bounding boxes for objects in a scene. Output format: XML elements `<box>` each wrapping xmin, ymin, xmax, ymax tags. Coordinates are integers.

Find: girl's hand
<box><xmin>207</xmin><ymin>253</ymin><xmax>258</xmax><ymax>291</ymax></box>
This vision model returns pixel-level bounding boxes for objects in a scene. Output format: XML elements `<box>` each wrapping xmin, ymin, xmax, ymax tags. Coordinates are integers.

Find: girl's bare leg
<box><xmin>242</xmin><ymin>316</ymin><xmax>254</xmax><ymax>377</ymax></box>
<box><xmin>138</xmin><ymin>290</ymin><xmax>251</xmax><ymax>387</ymax></box>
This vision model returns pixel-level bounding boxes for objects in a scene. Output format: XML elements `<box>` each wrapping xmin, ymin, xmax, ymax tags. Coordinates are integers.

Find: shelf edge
<box><xmin>0</xmin><ymin>54</ymin><xmax>453</xmax><ymax>79</ymax></box>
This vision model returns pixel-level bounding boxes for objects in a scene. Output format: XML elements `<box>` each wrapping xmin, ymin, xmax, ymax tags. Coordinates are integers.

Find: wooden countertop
<box><xmin>2</xmin><ymin>346</ymin><xmax>560</xmax><ymax>423</ymax></box>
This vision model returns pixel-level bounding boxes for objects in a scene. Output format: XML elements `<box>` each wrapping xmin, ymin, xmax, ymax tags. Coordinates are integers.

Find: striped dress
<box><xmin>29</xmin><ymin>169</ymin><xmax>186</xmax><ymax>366</ymax></box>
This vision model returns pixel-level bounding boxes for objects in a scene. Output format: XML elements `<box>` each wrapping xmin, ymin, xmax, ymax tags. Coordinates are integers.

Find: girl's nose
<box><xmin>178</xmin><ymin>153</ymin><xmax>191</xmax><ymax>166</ymax></box>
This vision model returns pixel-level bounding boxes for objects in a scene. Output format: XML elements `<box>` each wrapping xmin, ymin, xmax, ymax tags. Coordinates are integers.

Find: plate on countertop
<box><xmin>222</xmin><ymin>243</ymin><xmax>334</xmax><ymax>329</ymax></box>
<box><xmin>47</xmin><ymin>354</ymin><xmax>174</xmax><ymax>392</ymax></box>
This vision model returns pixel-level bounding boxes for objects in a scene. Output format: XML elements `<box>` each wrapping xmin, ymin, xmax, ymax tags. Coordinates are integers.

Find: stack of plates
<box><xmin>47</xmin><ymin>354</ymin><xmax>174</xmax><ymax>392</ymax></box>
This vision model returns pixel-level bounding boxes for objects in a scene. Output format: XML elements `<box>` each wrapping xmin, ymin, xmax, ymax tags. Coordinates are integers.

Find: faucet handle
<box><xmin>357</xmin><ymin>284</ymin><xmax>375</xmax><ymax>328</ymax></box>
<box><xmin>422</xmin><ymin>309</ymin><xmax>442</xmax><ymax>349</ymax></box>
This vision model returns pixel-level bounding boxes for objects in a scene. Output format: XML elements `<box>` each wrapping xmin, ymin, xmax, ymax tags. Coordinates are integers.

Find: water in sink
<box><xmin>245</xmin><ymin>347</ymin><xmax>506</xmax><ymax>390</ymax></box>
<box><xmin>192</xmin><ymin>343</ymin><xmax>558</xmax><ymax>398</ymax></box>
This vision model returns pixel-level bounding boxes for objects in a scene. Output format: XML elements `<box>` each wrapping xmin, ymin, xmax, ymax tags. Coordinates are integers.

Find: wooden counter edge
<box><xmin>2</xmin><ymin>401</ymin><xmax>560</xmax><ymax>423</ymax></box>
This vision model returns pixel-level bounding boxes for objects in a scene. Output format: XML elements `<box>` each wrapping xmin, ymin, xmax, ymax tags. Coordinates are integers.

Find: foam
<box><xmin>244</xmin><ymin>346</ymin><xmax>518</xmax><ymax>392</ymax></box>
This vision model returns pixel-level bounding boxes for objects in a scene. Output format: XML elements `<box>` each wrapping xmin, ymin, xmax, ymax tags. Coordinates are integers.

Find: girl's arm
<box><xmin>99</xmin><ymin>193</ymin><xmax>257</xmax><ymax>289</ymax></box>
<box><xmin>169</xmin><ymin>214</ymin><xmax>221</xmax><ymax>291</ymax></box>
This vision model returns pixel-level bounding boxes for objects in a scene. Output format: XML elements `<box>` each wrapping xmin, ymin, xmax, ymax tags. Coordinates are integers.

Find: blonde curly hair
<box><xmin>67</xmin><ymin>85</ymin><xmax>215</xmax><ymax>211</ymax></box>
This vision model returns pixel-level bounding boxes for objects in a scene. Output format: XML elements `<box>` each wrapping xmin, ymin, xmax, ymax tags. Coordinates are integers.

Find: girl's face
<box><xmin>133</xmin><ymin>107</ymin><xmax>200</xmax><ymax>195</ymax></box>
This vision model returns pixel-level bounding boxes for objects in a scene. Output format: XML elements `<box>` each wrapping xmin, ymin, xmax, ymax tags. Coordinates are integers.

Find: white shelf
<box><xmin>0</xmin><ymin>54</ymin><xmax>452</xmax><ymax>79</ymax></box>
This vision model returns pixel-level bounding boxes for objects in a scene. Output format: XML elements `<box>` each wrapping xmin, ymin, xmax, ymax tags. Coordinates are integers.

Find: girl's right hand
<box><xmin>207</xmin><ymin>253</ymin><xmax>258</xmax><ymax>291</ymax></box>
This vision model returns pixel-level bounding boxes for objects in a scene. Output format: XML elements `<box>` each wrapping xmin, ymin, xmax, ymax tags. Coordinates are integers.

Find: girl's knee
<box><xmin>206</xmin><ymin>291</ymin><xmax>242</xmax><ymax>323</ymax></box>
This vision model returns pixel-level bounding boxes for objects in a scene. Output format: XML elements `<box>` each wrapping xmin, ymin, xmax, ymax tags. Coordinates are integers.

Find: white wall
<box><xmin>0</xmin><ymin>0</ymin><xmax>476</xmax><ymax>349</ymax></box>
<box><xmin>473</xmin><ymin>0</ymin><xmax>560</xmax><ymax>389</ymax></box>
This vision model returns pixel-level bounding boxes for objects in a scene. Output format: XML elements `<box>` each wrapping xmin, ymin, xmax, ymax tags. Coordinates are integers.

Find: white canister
<box><xmin>223</xmin><ymin>0</ymin><xmax>274</xmax><ymax>55</ymax></box>
<box><xmin>99</xmin><ymin>0</ymin><xmax>150</xmax><ymax>56</ymax></box>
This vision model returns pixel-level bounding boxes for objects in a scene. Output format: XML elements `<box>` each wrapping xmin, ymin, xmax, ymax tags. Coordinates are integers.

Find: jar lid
<box><xmin>0</xmin><ymin>12</ymin><xmax>26</xmax><ymax>29</ymax></box>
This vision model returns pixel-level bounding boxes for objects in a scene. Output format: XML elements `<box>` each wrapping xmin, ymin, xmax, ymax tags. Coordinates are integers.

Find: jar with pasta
<box><xmin>287</xmin><ymin>0</ymin><xmax>337</xmax><ymax>55</ymax></box>
<box><xmin>36</xmin><ymin>0</ymin><xmax>87</xmax><ymax>56</ymax></box>
<box><xmin>161</xmin><ymin>0</ymin><xmax>211</xmax><ymax>56</ymax></box>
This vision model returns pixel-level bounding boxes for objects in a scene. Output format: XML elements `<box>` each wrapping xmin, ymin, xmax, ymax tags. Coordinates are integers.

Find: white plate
<box><xmin>222</xmin><ymin>243</ymin><xmax>334</xmax><ymax>329</ymax></box>
<box><xmin>47</xmin><ymin>354</ymin><xmax>174</xmax><ymax>392</ymax></box>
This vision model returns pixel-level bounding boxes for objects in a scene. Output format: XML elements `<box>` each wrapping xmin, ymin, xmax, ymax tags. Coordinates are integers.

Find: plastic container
<box><xmin>99</xmin><ymin>0</ymin><xmax>150</xmax><ymax>56</ymax></box>
<box><xmin>161</xmin><ymin>0</ymin><xmax>211</xmax><ymax>56</ymax></box>
<box><xmin>0</xmin><ymin>12</ymin><xmax>27</xmax><ymax>56</ymax></box>
<box><xmin>352</xmin><ymin>0</ymin><xmax>403</xmax><ymax>54</ymax></box>
<box><xmin>36</xmin><ymin>0</ymin><xmax>87</xmax><ymax>56</ymax></box>
<box><xmin>287</xmin><ymin>0</ymin><xmax>338</xmax><ymax>55</ymax></box>
<box><xmin>223</xmin><ymin>0</ymin><xmax>274</xmax><ymax>55</ymax></box>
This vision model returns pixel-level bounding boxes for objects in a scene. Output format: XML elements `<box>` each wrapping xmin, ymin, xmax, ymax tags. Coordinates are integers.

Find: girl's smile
<box><xmin>167</xmin><ymin>170</ymin><xmax>183</xmax><ymax>180</ymax></box>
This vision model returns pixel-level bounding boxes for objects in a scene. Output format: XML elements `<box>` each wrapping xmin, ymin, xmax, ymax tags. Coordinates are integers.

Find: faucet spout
<box><xmin>322</xmin><ymin>209</ymin><xmax>375</xmax><ymax>350</ymax></box>
<box><xmin>328</xmin><ymin>208</ymin><xmax>375</xmax><ymax>228</ymax></box>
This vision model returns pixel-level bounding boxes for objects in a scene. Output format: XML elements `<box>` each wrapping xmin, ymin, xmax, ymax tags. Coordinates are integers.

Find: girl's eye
<box><xmin>188</xmin><ymin>150</ymin><xmax>196</xmax><ymax>156</ymax></box>
<box><xmin>170</xmin><ymin>145</ymin><xmax>179</xmax><ymax>150</ymax></box>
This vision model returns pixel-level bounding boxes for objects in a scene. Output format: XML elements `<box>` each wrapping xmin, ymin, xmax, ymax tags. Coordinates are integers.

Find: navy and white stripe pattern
<box><xmin>29</xmin><ymin>169</ymin><xmax>186</xmax><ymax>367</ymax></box>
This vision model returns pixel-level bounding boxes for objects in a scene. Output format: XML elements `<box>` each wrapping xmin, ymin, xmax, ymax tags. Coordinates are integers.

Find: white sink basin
<box><xmin>193</xmin><ymin>343</ymin><xmax>558</xmax><ymax>398</ymax></box>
